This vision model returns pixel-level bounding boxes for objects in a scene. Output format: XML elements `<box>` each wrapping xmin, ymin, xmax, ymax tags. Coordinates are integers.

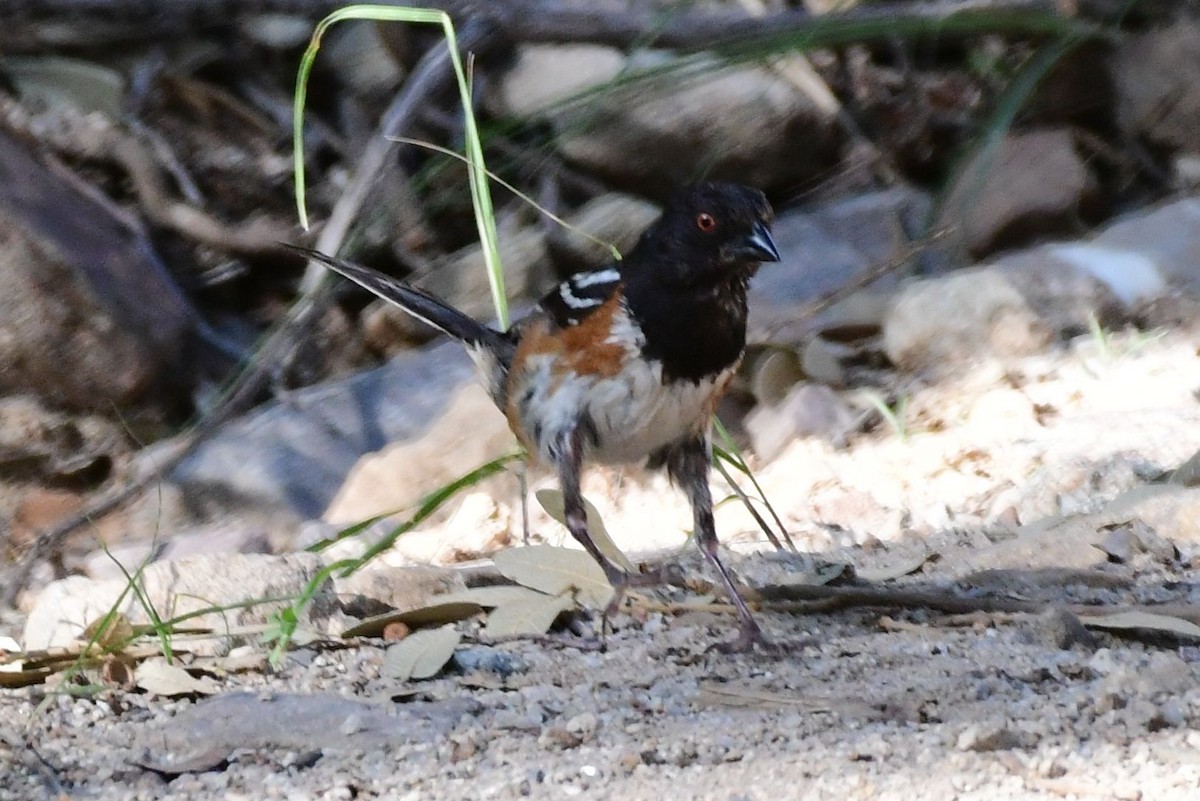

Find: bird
<box><xmin>291</xmin><ymin>182</ymin><xmax>782</xmax><ymax>652</ymax></box>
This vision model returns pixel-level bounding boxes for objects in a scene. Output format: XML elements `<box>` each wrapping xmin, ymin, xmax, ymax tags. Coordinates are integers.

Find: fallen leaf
<box><xmin>134</xmin><ymin>659</ymin><xmax>219</xmax><ymax>697</ymax></box>
<box><xmin>483</xmin><ymin>596</ymin><xmax>574</xmax><ymax>638</ymax></box>
<box><xmin>858</xmin><ymin>553</ymin><xmax>934</xmax><ymax>583</ymax></box>
<box><xmin>82</xmin><ymin>613</ymin><xmax>135</xmax><ymax>652</ymax></box>
<box><xmin>536</xmin><ymin>489</ymin><xmax>635</xmax><ymax>572</ymax></box>
<box><xmin>101</xmin><ymin>655</ymin><xmax>135</xmax><ymax>689</ymax></box>
<box><xmin>381</xmin><ymin>625</ymin><xmax>462</xmax><ymax>681</ymax></box>
<box><xmin>493</xmin><ymin>545</ymin><xmax>613</xmax><ymax>608</ymax></box>
<box><xmin>1077</xmin><ymin>611</ymin><xmax>1200</xmax><ymax>640</ymax></box>
<box><xmin>438</xmin><ymin>585</ymin><xmax>552</xmax><ymax>608</ymax></box>
<box><xmin>0</xmin><ymin>667</ymin><xmax>53</xmax><ymax>688</ymax></box>
<box><xmin>342</xmin><ymin>601</ymin><xmax>483</xmax><ymax>639</ymax></box>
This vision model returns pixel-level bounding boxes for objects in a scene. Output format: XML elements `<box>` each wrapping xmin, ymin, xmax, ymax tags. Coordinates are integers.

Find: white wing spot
<box><xmin>572</xmin><ymin>268</ymin><xmax>619</xmax><ymax>288</ymax></box>
<box><xmin>559</xmin><ymin>282</ymin><xmax>602</xmax><ymax>310</ymax></box>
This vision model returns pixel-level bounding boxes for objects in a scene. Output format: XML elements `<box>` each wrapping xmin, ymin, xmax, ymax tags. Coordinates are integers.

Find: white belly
<box><xmin>517</xmin><ymin>353</ymin><xmax>730</xmax><ymax>464</ymax></box>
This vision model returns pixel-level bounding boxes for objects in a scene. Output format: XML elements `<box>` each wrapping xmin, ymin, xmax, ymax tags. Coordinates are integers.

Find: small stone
<box><xmin>1026</xmin><ymin>607</ymin><xmax>1095</xmax><ymax>651</ymax></box>
<box><xmin>565</xmin><ymin>712</ymin><xmax>599</xmax><ymax>741</ymax></box>
<box><xmin>955</xmin><ymin>723</ymin><xmax>1022</xmax><ymax>752</ymax></box>
<box><xmin>537</xmin><ymin>726</ymin><xmax>582</xmax><ymax>750</ymax></box>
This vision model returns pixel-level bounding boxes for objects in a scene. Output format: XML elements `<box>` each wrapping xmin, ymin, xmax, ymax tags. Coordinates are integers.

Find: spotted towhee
<box><xmin>293</xmin><ymin>182</ymin><xmax>782</xmax><ymax>651</ymax></box>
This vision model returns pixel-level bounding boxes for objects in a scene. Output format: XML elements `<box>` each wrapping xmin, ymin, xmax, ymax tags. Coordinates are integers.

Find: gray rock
<box><xmin>938</xmin><ymin>128</ymin><xmax>1092</xmax><ymax>257</ymax></box>
<box><xmin>130</xmin><ymin>692</ymin><xmax>476</xmax><ymax>774</ymax></box>
<box><xmin>746</xmin><ymin>383</ymin><xmax>856</xmax><ymax>461</ymax></box>
<box><xmin>955</xmin><ymin>723</ymin><xmax>1026</xmax><ymax>752</ymax></box>
<box><xmin>499</xmin><ymin>45</ymin><xmax>842</xmax><ymax>194</ymax></box>
<box><xmin>156</xmin><ymin>342</ymin><xmax>479</xmax><ymax>521</ymax></box>
<box><xmin>881</xmin><ymin>195</ymin><xmax>1200</xmax><ymax>370</ymax></box>
<box><xmin>1114</xmin><ymin>20</ymin><xmax>1200</xmax><ymax>154</ymax></box>
<box><xmin>883</xmin><ymin>267</ymin><xmax>1052</xmax><ymax>370</ymax></box>
<box><xmin>748</xmin><ymin>186</ymin><xmax>931</xmax><ymax>348</ymax></box>
<box><xmin>1024</xmin><ymin>607</ymin><xmax>1095</xmax><ymax>651</ymax></box>
<box><xmin>22</xmin><ymin>552</ymin><xmax>335</xmax><ymax>652</ymax></box>
<box><xmin>1087</xmin><ymin>198</ymin><xmax>1200</xmax><ymax>296</ymax></box>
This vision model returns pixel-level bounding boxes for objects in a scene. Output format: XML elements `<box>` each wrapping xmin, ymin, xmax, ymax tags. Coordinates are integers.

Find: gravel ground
<box><xmin>4</xmin><ymin>330</ymin><xmax>1200</xmax><ymax>800</ymax></box>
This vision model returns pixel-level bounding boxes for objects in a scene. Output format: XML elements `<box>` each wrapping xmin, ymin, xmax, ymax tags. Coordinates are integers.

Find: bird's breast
<box><xmin>504</xmin><ymin>307</ymin><xmax>736</xmax><ymax>465</ymax></box>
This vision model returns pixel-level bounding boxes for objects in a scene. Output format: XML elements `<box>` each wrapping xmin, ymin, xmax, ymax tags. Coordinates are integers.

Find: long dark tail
<box><xmin>288</xmin><ymin>245</ymin><xmax>516</xmax><ymax>367</ymax></box>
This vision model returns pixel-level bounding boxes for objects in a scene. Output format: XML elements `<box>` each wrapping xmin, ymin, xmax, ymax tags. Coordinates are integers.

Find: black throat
<box><xmin>622</xmin><ymin>267</ymin><xmax>753</xmax><ymax>383</ymax></box>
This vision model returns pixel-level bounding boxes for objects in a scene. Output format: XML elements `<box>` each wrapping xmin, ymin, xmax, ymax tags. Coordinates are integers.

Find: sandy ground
<box><xmin>4</xmin><ymin>327</ymin><xmax>1200</xmax><ymax>800</ymax></box>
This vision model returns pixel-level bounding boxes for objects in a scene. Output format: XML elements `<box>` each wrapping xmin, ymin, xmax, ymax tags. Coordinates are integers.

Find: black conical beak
<box><xmin>736</xmin><ymin>220</ymin><xmax>781</xmax><ymax>263</ymax></box>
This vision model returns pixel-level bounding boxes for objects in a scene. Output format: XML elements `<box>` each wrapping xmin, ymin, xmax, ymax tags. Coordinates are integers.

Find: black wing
<box><xmin>539</xmin><ymin>267</ymin><xmax>622</xmax><ymax>328</ymax></box>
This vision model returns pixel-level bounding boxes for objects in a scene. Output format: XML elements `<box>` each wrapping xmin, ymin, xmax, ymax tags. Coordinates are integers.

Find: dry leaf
<box><xmin>1077</xmin><ymin>611</ymin><xmax>1200</xmax><ymax>640</ymax></box>
<box><xmin>483</xmin><ymin>596</ymin><xmax>573</xmax><ymax>638</ymax></box>
<box><xmin>493</xmin><ymin>545</ymin><xmax>614</xmax><ymax>609</ymax></box>
<box><xmin>101</xmin><ymin>655</ymin><xmax>135</xmax><ymax>689</ymax></box>
<box><xmin>0</xmin><ymin>667</ymin><xmax>52</xmax><ymax>688</ymax></box>
<box><xmin>381</xmin><ymin>625</ymin><xmax>462</xmax><ymax>681</ymax></box>
<box><xmin>438</xmin><ymin>585</ymin><xmax>552</xmax><ymax>608</ymax></box>
<box><xmin>134</xmin><ymin>659</ymin><xmax>219</xmax><ymax>697</ymax></box>
<box><xmin>82</xmin><ymin>613</ymin><xmax>135</xmax><ymax>652</ymax></box>
<box><xmin>342</xmin><ymin>601</ymin><xmax>483</xmax><ymax>639</ymax></box>
<box><xmin>858</xmin><ymin>553</ymin><xmax>933</xmax><ymax>583</ymax></box>
<box><xmin>535</xmin><ymin>489</ymin><xmax>636</xmax><ymax>572</ymax></box>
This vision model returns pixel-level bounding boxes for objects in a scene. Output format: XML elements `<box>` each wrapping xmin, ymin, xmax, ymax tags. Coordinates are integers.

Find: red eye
<box><xmin>696</xmin><ymin>212</ymin><xmax>717</xmax><ymax>232</ymax></box>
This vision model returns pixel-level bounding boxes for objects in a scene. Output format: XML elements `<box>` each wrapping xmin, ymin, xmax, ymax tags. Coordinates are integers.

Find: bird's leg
<box><xmin>553</xmin><ymin>427</ymin><xmax>663</xmax><ymax>628</ymax></box>
<box><xmin>667</xmin><ymin>436</ymin><xmax>774</xmax><ymax>653</ymax></box>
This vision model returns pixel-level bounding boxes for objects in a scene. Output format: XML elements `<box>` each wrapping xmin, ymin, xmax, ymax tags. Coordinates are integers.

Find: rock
<box><xmin>1095</xmin><ymin>484</ymin><xmax>1200</xmax><ymax>545</ymax></box>
<box><xmin>1114</xmin><ymin>20</ymin><xmax>1200</xmax><ymax>154</ymax></box>
<box><xmin>1086</xmin><ymin>198</ymin><xmax>1200</xmax><ymax>295</ymax></box>
<box><xmin>746</xmin><ymin>383</ymin><xmax>856</xmax><ymax>461</ymax></box>
<box><xmin>748</xmin><ymin>186</ymin><xmax>931</xmax><ymax>348</ymax></box>
<box><xmin>1022</xmin><ymin>607</ymin><xmax>1095</xmax><ymax>651</ymax></box>
<box><xmin>81</xmin><ymin>522</ymin><xmax>272</xmax><ymax>581</ymax></box>
<box><xmin>885</xmin><ymin>196</ymin><xmax>1200</xmax><ymax>370</ymax></box>
<box><xmin>333</xmin><ymin>564</ymin><xmax>466</xmax><ymax>618</ymax></box>
<box><xmin>993</xmin><ymin>249</ymin><xmax>1125</xmax><ymax>335</ymax></box>
<box><xmin>0</xmin><ymin>130</ymin><xmax>195</xmax><ymax>411</ymax></box>
<box><xmin>324</xmin><ymin>382</ymin><xmax>517</xmax><ymax>524</ymax></box>
<box><xmin>497</xmin><ymin>44</ymin><xmax>625</xmax><ymax>118</ymax></box>
<box><xmin>938</xmin><ymin>128</ymin><xmax>1093</xmax><ymax>257</ymax></box>
<box><xmin>883</xmin><ymin>267</ymin><xmax>1052</xmax><ymax>370</ymax></box>
<box><xmin>131</xmin><ymin>692</ymin><xmax>475</xmax><ymax>774</ymax></box>
<box><xmin>321</xmin><ymin>19</ymin><xmax>405</xmax><ymax>98</ymax></box>
<box><xmin>155</xmin><ymin>341</ymin><xmax>480</xmax><ymax>524</ymax></box>
<box><xmin>545</xmin><ymin>192</ymin><xmax>661</xmax><ymax>273</ymax></box>
<box><xmin>22</xmin><ymin>552</ymin><xmax>335</xmax><ymax>652</ymax></box>
<box><xmin>955</xmin><ymin>723</ymin><xmax>1026</xmax><ymax>752</ymax></box>
<box><xmin>452</xmin><ymin>646</ymin><xmax>530</xmax><ymax>677</ymax></box>
<box><xmin>499</xmin><ymin>45</ymin><xmax>842</xmax><ymax>195</ymax></box>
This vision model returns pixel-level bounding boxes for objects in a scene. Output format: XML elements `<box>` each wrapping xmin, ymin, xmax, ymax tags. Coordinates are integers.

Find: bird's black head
<box><xmin>626</xmin><ymin>182</ymin><xmax>780</xmax><ymax>288</ymax></box>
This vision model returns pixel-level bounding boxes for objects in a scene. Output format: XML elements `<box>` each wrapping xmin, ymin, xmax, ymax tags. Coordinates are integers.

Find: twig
<box><xmin>0</xmin><ymin>19</ymin><xmax>501</xmax><ymax>608</ymax></box>
<box><xmin>0</xmin><ymin>91</ymin><xmax>292</xmax><ymax>256</ymax></box>
<box><xmin>752</xmin><ymin>581</ymin><xmax>1200</xmax><ymax>626</ymax></box>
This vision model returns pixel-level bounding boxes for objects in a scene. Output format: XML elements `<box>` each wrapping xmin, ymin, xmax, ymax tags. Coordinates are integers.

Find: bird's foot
<box><xmin>599</xmin><ymin>563</ymin><xmax>682</xmax><ymax>633</ymax></box>
<box><xmin>707</xmin><ymin>618</ymin><xmax>795</xmax><ymax>655</ymax></box>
